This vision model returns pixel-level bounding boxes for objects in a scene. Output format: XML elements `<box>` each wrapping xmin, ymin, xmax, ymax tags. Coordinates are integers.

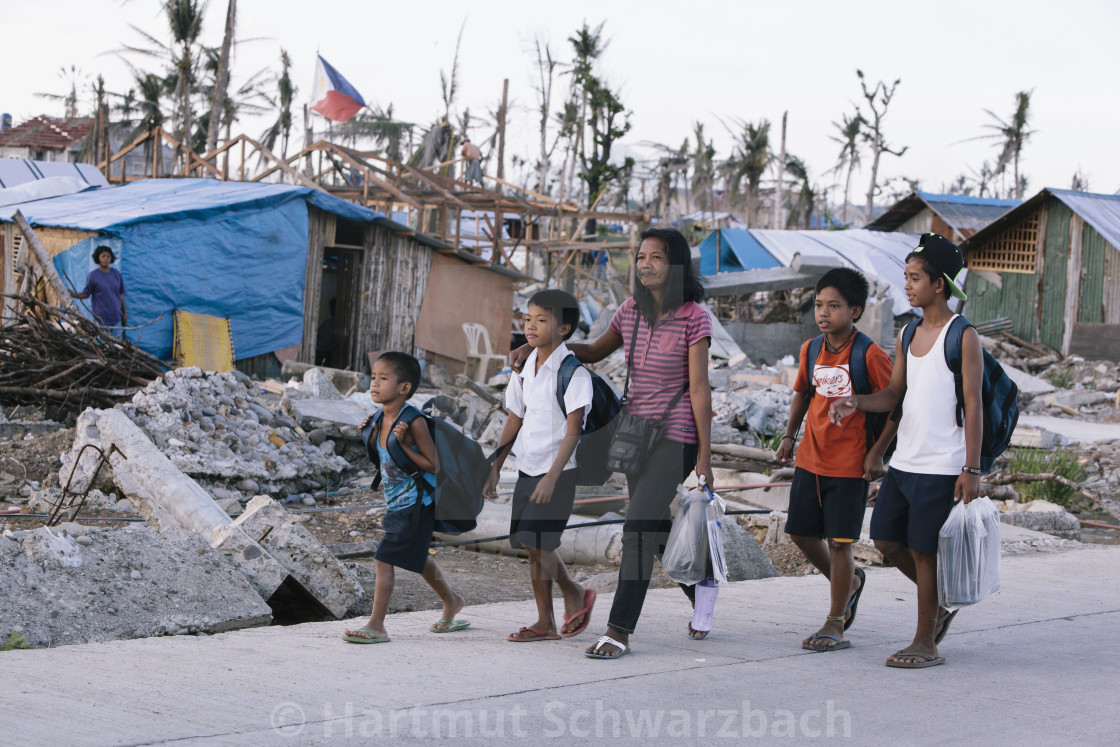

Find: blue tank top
<box><xmin>373</xmin><ymin>420</ymin><xmax>435</xmax><ymax>512</ymax></box>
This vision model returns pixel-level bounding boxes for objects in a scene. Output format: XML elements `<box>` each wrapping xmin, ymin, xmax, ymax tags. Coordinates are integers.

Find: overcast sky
<box><xmin>5</xmin><ymin>0</ymin><xmax>1118</xmax><ymax>202</ymax></box>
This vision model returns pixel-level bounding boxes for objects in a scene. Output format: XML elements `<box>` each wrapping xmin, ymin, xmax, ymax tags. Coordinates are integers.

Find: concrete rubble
<box><xmin>0</xmin><ymin>522</ymin><xmax>271</xmax><ymax>648</ymax></box>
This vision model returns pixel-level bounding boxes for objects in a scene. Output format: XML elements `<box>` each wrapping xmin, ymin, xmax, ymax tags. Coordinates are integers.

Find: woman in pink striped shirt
<box><xmin>513</xmin><ymin>227</ymin><xmax>713</xmax><ymax>659</ymax></box>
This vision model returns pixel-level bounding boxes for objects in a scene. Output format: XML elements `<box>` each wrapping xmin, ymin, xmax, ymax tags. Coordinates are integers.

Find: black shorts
<box><xmin>870</xmin><ymin>467</ymin><xmax>958</xmax><ymax>554</ymax></box>
<box><xmin>375</xmin><ymin>502</ymin><xmax>434</xmax><ymax>574</ymax></box>
<box><xmin>783</xmin><ymin>467</ymin><xmax>868</xmax><ymax>541</ymax></box>
<box><xmin>510</xmin><ymin>469</ymin><xmax>578</xmax><ymax>551</ymax></box>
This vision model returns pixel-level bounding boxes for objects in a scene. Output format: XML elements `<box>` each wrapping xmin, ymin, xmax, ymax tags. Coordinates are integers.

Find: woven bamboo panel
<box><xmin>967</xmin><ymin>213</ymin><xmax>1039</xmax><ymax>274</ymax></box>
<box><xmin>173</xmin><ymin>309</ymin><xmax>235</xmax><ymax>372</ymax></box>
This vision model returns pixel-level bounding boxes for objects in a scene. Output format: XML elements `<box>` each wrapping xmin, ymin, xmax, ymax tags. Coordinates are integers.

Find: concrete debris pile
<box><xmin>0</xmin><ymin>522</ymin><xmax>272</xmax><ymax>648</ymax></box>
<box><xmin>60</xmin><ymin>366</ymin><xmax>351</xmax><ymax>512</ymax></box>
<box><xmin>1013</xmin><ymin>358</ymin><xmax>1120</xmax><ymax>422</ymax></box>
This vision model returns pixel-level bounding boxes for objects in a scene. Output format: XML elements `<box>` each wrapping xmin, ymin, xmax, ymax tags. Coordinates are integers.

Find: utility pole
<box><xmin>496</xmin><ymin>78</ymin><xmax>509</xmax><ymax>182</ymax></box>
<box><xmin>775</xmin><ymin>111</ymin><xmax>787</xmax><ymax>230</ymax></box>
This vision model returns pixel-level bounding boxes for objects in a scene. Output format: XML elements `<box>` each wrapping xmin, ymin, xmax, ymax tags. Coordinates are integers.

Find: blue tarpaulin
<box><xmin>697</xmin><ymin>229</ymin><xmax>780</xmax><ymax>274</ymax></box>
<box><xmin>1</xmin><ymin>179</ymin><xmax>383</xmax><ymax>361</ymax></box>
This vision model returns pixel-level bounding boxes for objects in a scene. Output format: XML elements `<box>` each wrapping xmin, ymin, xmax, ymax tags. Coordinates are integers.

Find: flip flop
<box><xmin>429</xmin><ymin>619</ymin><xmax>471</xmax><ymax>633</ymax></box>
<box><xmin>585</xmin><ymin>634</ymin><xmax>630</xmax><ymax>659</ymax></box>
<box><xmin>886</xmin><ymin>651</ymin><xmax>945</xmax><ymax>669</ymax></box>
<box><xmin>934</xmin><ymin>609</ymin><xmax>959</xmax><ymax>645</ymax></box>
<box><xmin>687</xmin><ymin>625</ymin><xmax>710</xmax><ymax>640</ymax></box>
<box><xmin>342</xmin><ymin>630</ymin><xmax>390</xmax><ymax>644</ymax></box>
<box><xmin>508</xmin><ymin>626</ymin><xmax>560</xmax><ymax>642</ymax></box>
<box><xmin>561</xmin><ymin>589</ymin><xmax>597</xmax><ymax>638</ymax></box>
<box><xmin>802</xmin><ymin>633</ymin><xmax>851</xmax><ymax>652</ymax></box>
<box><xmin>844</xmin><ymin>567</ymin><xmax>866</xmax><ymax>631</ymax></box>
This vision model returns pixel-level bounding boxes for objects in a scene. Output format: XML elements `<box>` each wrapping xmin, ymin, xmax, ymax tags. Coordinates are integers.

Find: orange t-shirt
<box><xmin>792</xmin><ymin>336</ymin><xmax>893</xmax><ymax>478</ymax></box>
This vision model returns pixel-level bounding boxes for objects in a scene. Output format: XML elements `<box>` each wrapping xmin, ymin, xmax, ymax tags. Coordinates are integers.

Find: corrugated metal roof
<box><xmin>868</xmin><ymin>190</ymin><xmax>1019</xmax><ymax>234</ymax></box>
<box><xmin>0</xmin><ymin>158</ymin><xmax>108</xmax><ymax>189</ymax></box>
<box><xmin>697</xmin><ymin>228</ymin><xmax>921</xmax><ymax>315</ymax></box>
<box><xmin>1048</xmin><ymin>188</ymin><xmax>1120</xmax><ymax>252</ymax></box>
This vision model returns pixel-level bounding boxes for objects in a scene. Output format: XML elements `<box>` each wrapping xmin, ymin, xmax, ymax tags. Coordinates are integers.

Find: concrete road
<box><xmin>4</xmin><ymin>545</ymin><xmax>1118</xmax><ymax>745</ymax></box>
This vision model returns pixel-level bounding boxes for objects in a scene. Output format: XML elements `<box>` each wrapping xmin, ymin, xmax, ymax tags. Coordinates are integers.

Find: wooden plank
<box><xmin>1068</xmin><ymin>322</ymin><xmax>1120</xmax><ymax>360</ymax></box>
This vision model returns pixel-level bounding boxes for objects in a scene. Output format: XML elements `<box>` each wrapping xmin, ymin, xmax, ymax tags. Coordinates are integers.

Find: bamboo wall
<box><xmin>353</xmin><ymin>224</ymin><xmax>433</xmax><ymax>365</ymax></box>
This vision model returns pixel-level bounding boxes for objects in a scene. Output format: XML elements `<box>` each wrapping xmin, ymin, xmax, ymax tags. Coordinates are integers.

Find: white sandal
<box><xmin>585</xmin><ymin>634</ymin><xmax>630</xmax><ymax>659</ymax></box>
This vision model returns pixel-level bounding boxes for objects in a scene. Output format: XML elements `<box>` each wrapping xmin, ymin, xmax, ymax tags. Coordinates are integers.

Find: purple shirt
<box><xmin>609</xmin><ymin>298</ymin><xmax>712</xmax><ymax>444</ymax></box>
<box><xmin>81</xmin><ymin>267</ymin><xmax>125</xmax><ymax>325</ymax></box>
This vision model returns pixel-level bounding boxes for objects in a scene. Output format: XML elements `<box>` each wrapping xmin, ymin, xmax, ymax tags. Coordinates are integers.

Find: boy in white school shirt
<box><xmin>484</xmin><ymin>289</ymin><xmax>597</xmax><ymax>642</ymax></box>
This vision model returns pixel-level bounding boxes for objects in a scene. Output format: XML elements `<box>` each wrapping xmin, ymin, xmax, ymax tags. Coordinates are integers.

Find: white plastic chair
<box><xmin>462</xmin><ymin>322</ymin><xmax>505</xmax><ymax>382</ymax></box>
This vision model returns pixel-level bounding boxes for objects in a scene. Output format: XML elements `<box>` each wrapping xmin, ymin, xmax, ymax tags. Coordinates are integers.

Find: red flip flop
<box><xmin>561</xmin><ymin>588</ymin><xmax>597</xmax><ymax>638</ymax></box>
<box><xmin>508</xmin><ymin>626</ymin><xmax>560</xmax><ymax>642</ymax></box>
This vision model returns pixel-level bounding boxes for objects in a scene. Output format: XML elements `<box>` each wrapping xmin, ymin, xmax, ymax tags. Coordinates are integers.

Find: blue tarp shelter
<box><xmin>697</xmin><ymin>227</ymin><xmax>927</xmax><ymax>315</ymax></box>
<box><xmin>1</xmin><ymin>179</ymin><xmax>382</xmax><ymax>361</ymax></box>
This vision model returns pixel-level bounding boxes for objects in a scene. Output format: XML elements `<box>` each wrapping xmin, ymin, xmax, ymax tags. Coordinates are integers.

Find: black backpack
<box><xmin>361</xmin><ymin>403</ymin><xmax>491</xmax><ymax>535</ymax></box>
<box><xmin>807</xmin><ymin>331</ymin><xmax>896</xmax><ymax>456</ymax></box>
<box><xmin>900</xmin><ymin>315</ymin><xmax>1019</xmax><ymax>473</ymax></box>
<box><xmin>554</xmin><ymin>354</ymin><xmax>622</xmax><ymax>486</ymax></box>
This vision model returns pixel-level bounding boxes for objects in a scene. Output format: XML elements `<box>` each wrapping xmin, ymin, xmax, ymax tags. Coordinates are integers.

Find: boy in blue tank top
<box><xmin>830</xmin><ymin>233</ymin><xmax>984</xmax><ymax>669</ymax></box>
<box><xmin>343</xmin><ymin>352</ymin><xmax>468</xmax><ymax>643</ymax></box>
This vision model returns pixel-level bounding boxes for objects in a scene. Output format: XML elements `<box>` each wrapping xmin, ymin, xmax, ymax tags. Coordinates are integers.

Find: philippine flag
<box><xmin>310</xmin><ymin>55</ymin><xmax>366</xmax><ymax>122</ymax></box>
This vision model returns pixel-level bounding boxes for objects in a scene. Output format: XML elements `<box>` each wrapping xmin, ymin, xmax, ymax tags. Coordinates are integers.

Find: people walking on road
<box><xmin>485</xmin><ymin>289</ymin><xmax>597</xmax><ymax>643</ymax></box>
<box><xmin>511</xmin><ymin>227</ymin><xmax>713</xmax><ymax>659</ymax></box>
<box><xmin>830</xmin><ymin>233</ymin><xmax>982</xmax><ymax>668</ymax></box>
<box><xmin>777</xmin><ymin>268</ymin><xmax>896</xmax><ymax>653</ymax></box>
<box><xmin>344</xmin><ymin>352</ymin><xmax>468</xmax><ymax>643</ymax></box>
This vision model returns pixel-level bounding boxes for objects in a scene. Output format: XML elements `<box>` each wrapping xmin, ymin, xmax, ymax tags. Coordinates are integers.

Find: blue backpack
<box><xmin>361</xmin><ymin>403</ymin><xmax>495</xmax><ymax>535</ymax></box>
<box><xmin>900</xmin><ymin>316</ymin><xmax>1019</xmax><ymax>473</ymax></box>
<box><xmin>807</xmin><ymin>331</ymin><xmax>897</xmax><ymax>456</ymax></box>
<box><xmin>555</xmin><ymin>354</ymin><xmax>622</xmax><ymax>486</ymax></box>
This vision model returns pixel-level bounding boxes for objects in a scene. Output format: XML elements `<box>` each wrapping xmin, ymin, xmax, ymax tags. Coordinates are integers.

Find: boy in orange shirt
<box><xmin>777</xmin><ymin>268</ymin><xmax>896</xmax><ymax>652</ymax></box>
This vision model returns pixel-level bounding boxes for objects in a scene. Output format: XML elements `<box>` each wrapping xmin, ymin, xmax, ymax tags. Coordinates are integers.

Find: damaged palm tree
<box><xmin>0</xmin><ymin>293</ymin><xmax>166</xmax><ymax>417</ymax></box>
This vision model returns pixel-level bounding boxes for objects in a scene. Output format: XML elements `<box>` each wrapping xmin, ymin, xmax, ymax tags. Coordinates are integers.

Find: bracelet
<box><xmin>780</xmin><ymin>435</ymin><xmax>794</xmax><ymax>442</ymax></box>
<box><xmin>961</xmin><ymin>466</ymin><xmax>982</xmax><ymax>476</ymax></box>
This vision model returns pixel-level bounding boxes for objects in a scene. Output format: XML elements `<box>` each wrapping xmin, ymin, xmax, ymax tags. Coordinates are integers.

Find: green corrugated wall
<box><xmin>1038</xmin><ymin>199</ymin><xmax>1072</xmax><ymax>349</ymax></box>
<box><xmin>964</xmin><ymin>270</ymin><xmax>1040</xmax><ymax>341</ymax></box>
<box><xmin>1079</xmin><ymin>223</ymin><xmax>1107</xmax><ymax>323</ymax></box>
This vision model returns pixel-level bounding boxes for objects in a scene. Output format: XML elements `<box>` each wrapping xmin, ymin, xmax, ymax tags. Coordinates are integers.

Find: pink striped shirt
<box><xmin>609</xmin><ymin>298</ymin><xmax>712</xmax><ymax>444</ymax></box>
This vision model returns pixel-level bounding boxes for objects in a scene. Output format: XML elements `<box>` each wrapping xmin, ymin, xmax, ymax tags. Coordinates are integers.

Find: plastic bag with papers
<box><xmin>937</xmin><ymin>497</ymin><xmax>1001</xmax><ymax>608</ymax></box>
<box><xmin>663</xmin><ymin>480</ymin><xmax>728</xmax><ymax>585</ymax></box>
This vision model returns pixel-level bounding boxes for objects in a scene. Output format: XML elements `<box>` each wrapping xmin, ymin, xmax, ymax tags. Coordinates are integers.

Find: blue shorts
<box><xmin>784</xmin><ymin>467</ymin><xmax>868</xmax><ymax>541</ymax></box>
<box><xmin>870</xmin><ymin>467</ymin><xmax>958</xmax><ymax>554</ymax></box>
<box><xmin>510</xmin><ymin>469</ymin><xmax>578</xmax><ymax>551</ymax></box>
<box><xmin>375</xmin><ymin>502</ymin><xmax>434</xmax><ymax>574</ymax></box>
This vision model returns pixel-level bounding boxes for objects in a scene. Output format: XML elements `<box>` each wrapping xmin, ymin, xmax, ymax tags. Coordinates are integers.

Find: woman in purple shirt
<box><xmin>72</xmin><ymin>245</ymin><xmax>127</xmax><ymax>330</ymax></box>
<box><xmin>512</xmin><ymin>227</ymin><xmax>713</xmax><ymax>659</ymax></box>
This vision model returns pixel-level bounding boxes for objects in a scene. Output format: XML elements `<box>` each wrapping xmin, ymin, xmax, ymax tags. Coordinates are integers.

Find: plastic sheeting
<box><xmin>2</xmin><ymin>179</ymin><xmax>385</xmax><ymax>362</ymax></box>
<box><xmin>697</xmin><ymin>228</ymin><xmax>779</xmax><ymax>275</ymax></box>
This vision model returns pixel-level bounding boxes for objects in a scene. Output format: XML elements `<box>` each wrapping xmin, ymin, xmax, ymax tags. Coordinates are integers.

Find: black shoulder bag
<box><xmin>605</xmin><ymin>311</ymin><xmax>690</xmax><ymax>475</ymax></box>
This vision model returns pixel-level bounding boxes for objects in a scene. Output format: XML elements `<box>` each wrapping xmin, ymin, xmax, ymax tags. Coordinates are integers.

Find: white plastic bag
<box><xmin>663</xmin><ymin>484</ymin><xmax>710</xmax><ymax>585</ymax></box>
<box><xmin>703</xmin><ymin>485</ymin><xmax>728</xmax><ymax>584</ymax></box>
<box><xmin>937</xmin><ymin>497</ymin><xmax>1001</xmax><ymax>608</ymax></box>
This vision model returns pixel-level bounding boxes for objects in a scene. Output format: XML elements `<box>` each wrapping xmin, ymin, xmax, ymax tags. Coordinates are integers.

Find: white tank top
<box><xmin>890</xmin><ymin>315</ymin><xmax>967</xmax><ymax>476</ymax></box>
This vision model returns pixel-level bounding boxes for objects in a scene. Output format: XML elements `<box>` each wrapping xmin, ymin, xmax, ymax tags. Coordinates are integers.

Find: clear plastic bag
<box><xmin>704</xmin><ymin>486</ymin><xmax>728</xmax><ymax>584</ymax></box>
<box><xmin>937</xmin><ymin>497</ymin><xmax>1001</xmax><ymax>608</ymax></box>
<box><xmin>663</xmin><ymin>485</ymin><xmax>710</xmax><ymax>585</ymax></box>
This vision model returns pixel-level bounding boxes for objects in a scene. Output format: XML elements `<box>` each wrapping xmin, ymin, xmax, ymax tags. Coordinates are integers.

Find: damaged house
<box><xmin>960</xmin><ymin>187</ymin><xmax>1120</xmax><ymax>358</ymax></box>
<box><xmin>0</xmin><ymin>178</ymin><xmax>514</xmax><ymax>376</ymax></box>
<box><xmin>866</xmin><ymin>190</ymin><xmax>1021</xmax><ymax>243</ymax></box>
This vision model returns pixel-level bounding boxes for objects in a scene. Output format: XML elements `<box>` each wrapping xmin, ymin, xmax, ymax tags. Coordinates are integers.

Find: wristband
<box><xmin>961</xmin><ymin>466</ymin><xmax>982</xmax><ymax>476</ymax></box>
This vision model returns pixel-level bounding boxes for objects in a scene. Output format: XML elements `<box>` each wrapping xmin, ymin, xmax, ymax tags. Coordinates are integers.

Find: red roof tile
<box><xmin>0</xmin><ymin>115</ymin><xmax>93</xmax><ymax>151</ymax></box>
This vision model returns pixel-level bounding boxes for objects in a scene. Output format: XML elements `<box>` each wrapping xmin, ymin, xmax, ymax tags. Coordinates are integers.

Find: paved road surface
<box><xmin>4</xmin><ymin>545</ymin><xmax>1118</xmax><ymax>745</ymax></box>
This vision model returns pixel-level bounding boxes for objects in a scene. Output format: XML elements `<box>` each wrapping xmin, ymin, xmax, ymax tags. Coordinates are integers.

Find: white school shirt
<box><xmin>891</xmin><ymin>315</ymin><xmax>968</xmax><ymax>476</ymax></box>
<box><xmin>505</xmin><ymin>342</ymin><xmax>593</xmax><ymax>476</ymax></box>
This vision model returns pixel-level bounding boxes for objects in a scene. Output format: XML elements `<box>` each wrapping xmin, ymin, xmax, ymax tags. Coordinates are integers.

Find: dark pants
<box><xmin>607</xmin><ymin>438</ymin><xmax>699</xmax><ymax>635</ymax></box>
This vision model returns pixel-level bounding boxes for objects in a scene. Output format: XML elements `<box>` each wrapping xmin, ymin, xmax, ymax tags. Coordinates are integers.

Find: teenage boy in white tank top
<box><xmin>829</xmin><ymin>233</ymin><xmax>984</xmax><ymax>669</ymax></box>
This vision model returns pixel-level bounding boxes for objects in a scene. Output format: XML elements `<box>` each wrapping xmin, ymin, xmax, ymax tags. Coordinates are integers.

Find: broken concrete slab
<box><xmin>280</xmin><ymin>361</ymin><xmax>369</xmax><ymax>397</ymax></box>
<box><xmin>0</xmin><ymin>420</ymin><xmax>65</xmax><ymax>440</ymax></box>
<box><xmin>0</xmin><ymin>522</ymin><xmax>271</xmax><ymax>648</ymax></box>
<box><xmin>225</xmin><ymin>496</ymin><xmax>365</xmax><ymax>619</ymax></box>
<box><xmin>287</xmin><ymin>398</ymin><xmax>370</xmax><ymax>428</ymax></box>
<box><xmin>1004</xmin><ymin>365</ymin><xmax>1056</xmax><ymax>395</ymax></box>
<box><xmin>997</xmin><ymin>499</ymin><xmax>1082</xmax><ymax>540</ymax></box>
<box><xmin>1017</xmin><ymin>415</ymin><xmax>1120</xmax><ymax>444</ymax></box>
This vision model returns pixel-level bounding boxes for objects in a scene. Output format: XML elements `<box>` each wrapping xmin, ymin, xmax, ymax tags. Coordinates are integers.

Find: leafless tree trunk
<box><xmin>206</xmin><ymin>0</ymin><xmax>236</xmax><ymax>155</ymax></box>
